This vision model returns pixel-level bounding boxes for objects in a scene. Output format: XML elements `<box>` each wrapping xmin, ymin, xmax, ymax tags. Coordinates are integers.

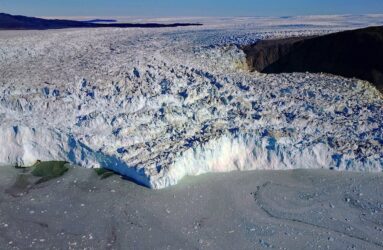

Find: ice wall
<box><xmin>0</xmin><ymin>20</ymin><xmax>382</xmax><ymax>188</ymax></box>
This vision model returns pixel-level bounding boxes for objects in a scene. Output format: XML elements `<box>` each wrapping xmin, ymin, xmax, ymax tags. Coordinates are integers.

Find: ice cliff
<box><xmin>0</xmin><ymin>17</ymin><xmax>382</xmax><ymax>188</ymax></box>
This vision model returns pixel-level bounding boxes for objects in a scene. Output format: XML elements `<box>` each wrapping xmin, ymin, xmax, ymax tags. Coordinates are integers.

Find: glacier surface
<box><xmin>0</xmin><ymin>16</ymin><xmax>382</xmax><ymax>188</ymax></box>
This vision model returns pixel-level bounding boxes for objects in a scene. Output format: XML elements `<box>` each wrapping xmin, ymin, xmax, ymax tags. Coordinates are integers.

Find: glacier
<box><xmin>0</xmin><ymin>16</ymin><xmax>382</xmax><ymax>189</ymax></box>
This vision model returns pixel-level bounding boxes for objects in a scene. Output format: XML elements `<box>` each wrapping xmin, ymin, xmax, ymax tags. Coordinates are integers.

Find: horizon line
<box><xmin>3</xmin><ymin>11</ymin><xmax>383</xmax><ymax>20</ymax></box>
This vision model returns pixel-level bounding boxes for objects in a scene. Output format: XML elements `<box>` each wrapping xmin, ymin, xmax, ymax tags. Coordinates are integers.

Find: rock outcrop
<box><xmin>243</xmin><ymin>26</ymin><xmax>383</xmax><ymax>92</ymax></box>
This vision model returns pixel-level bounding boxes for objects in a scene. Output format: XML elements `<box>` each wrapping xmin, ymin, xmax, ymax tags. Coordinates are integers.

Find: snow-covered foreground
<box><xmin>1</xmin><ymin>167</ymin><xmax>383</xmax><ymax>249</ymax></box>
<box><xmin>0</xmin><ymin>16</ymin><xmax>382</xmax><ymax>188</ymax></box>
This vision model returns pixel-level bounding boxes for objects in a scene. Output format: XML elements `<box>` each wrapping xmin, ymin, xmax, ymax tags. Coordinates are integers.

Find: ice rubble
<box><xmin>0</xmin><ymin>18</ymin><xmax>382</xmax><ymax>188</ymax></box>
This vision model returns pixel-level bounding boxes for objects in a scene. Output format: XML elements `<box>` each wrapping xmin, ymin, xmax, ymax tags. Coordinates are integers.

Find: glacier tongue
<box><xmin>0</xmin><ymin>18</ymin><xmax>382</xmax><ymax>188</ymax></box>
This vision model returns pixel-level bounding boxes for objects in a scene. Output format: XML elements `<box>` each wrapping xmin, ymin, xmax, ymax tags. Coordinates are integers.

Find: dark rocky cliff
<box><xmin>243</xmin><ymin>26</ymin><xmax>383</xmax><ymax>92</ymax></box>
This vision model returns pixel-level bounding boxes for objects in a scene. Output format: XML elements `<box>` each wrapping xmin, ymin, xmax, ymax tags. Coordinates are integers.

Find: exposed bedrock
<box><xmin>243</xmin><ymin>26</ymin><xmax>383</xmax><ymax>92</ymax></box>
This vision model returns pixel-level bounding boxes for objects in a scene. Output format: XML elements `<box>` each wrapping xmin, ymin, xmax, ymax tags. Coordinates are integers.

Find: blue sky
<box><xmin>1</xmin><ymin>0</ymin><xmax>383</xmax><ymax>17</ymax></box>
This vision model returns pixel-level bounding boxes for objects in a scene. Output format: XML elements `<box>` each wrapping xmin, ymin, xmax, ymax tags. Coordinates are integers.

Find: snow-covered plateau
<box><xmin>0</xmin><ymin>16</ymin><xmax>382</xmax><ymax>189</ymax></box>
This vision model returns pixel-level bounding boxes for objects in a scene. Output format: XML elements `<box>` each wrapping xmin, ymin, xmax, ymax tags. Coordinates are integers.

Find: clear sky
<box><xmin>0</xmin><ymin>0</ymin><xmax>383</xmax><ymax>17</ymax></box>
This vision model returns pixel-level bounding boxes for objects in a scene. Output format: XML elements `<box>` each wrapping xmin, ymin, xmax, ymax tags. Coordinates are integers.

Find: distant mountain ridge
<box><xmin>0</xmin><ymin>13</ymin><xmax>202</xmax><ymax>30</ymax></box>
<box><xmin>81</xmin><ymin>19</ymin><xmax>117</xmax><ymax>23</ymax></box>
